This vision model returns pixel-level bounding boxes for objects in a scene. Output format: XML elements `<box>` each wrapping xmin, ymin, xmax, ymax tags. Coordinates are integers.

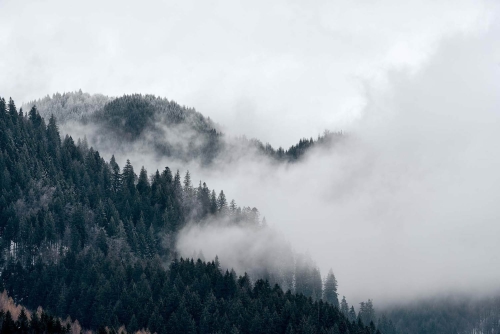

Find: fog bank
<box><xmin>175</xmin><ymin>23</ymin><xmax>500</xmax><ymax>305</ymax></box>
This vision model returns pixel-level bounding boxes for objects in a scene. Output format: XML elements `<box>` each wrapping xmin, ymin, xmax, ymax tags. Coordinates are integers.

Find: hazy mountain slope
<box><xmin>24</xmin><ymin>92</ymin><xmax>223</xmax><ymax>165</ymax></box>
<box><xmin>24</xmin><ymin>90</ymin><xmax>112</xmax><ymax>123</ymax></box>
<box><xmin>381</xmin><ymin>295</ymin><xmax>500</xmax><ymax>334</ymax></box>
<box><xmin>1</xmin><ymin>97</ymin><xmax>376</xmax><ymax>333</ymax></box>
<box><xmin>23</xmin><ymin>91</ymin><xmax>342</xmax><ymax>166</ymax></box>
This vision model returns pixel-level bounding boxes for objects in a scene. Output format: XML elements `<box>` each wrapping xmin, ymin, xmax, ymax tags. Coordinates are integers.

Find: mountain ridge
<box><xmin>22</xmin><ymin>91</ymin><xmax>343</xmax><ymax>166</ymax></box>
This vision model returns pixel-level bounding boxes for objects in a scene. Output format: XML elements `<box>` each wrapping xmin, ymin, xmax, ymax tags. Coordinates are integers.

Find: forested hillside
<box><xmin>23</xmin><ymin>91</ymin><xmax>342</xmax><ymax>165</ymax></box>
<box><xmin>381</xmin><ymin>295</ymin><xmax>500</xmax><ymax>334</ymax></box>
<box><xmin>0</xmin><ymin>96</ymin><xmax>377</xmax><ymax>333</ymax></box>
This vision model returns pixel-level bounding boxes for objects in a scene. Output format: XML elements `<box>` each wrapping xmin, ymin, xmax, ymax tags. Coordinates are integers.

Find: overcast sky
<box><xmin>0</xmin><ymin>0</ymin><xmax>495</xmax><ymax>147</ymax></box>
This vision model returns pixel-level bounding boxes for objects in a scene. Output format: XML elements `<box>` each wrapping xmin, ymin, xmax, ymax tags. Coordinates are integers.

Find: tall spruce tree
<box><xmin>323</xmin><ymin>269</ymin><xmax>339</xmax><ymax>307</ymax></box>
<box><xmin>217</xmin><ymin>190</ymin><xmax>228</xmax><ymax>213</ymax></box>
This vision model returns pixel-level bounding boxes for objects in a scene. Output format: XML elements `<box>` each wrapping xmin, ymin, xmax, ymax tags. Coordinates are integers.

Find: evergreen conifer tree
<box><xmin>340</xmin><ymin>296</ymin><xmax>349</xmax><ymax>316</ymax></box>
<box><xmin>217</xmin><ymin>190</ymin><xmax>228</xmax><ymax>214</ymax></box>
<box><xmin>323</xmin><ymin>269</ymin><xmax>339</xmax><ymax>307</ymax></box>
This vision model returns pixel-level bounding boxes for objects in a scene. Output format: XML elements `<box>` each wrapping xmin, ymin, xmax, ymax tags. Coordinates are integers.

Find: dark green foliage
<box><xmin>93</xmin><ymin>94</ymin><xmax>155</xmax><ymax>140</ymax></box>
<box><xmin>3</xmin><ymin>255</ymin><xmax>374</xmax><ymax>334</ymax></box>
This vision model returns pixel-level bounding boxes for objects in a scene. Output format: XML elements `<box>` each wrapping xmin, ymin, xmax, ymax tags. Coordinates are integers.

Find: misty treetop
<box><xmin>23</xmin><ymin>89</ymin><xmax>112</xmax><ymax>123</ymax></box>
<box><xmin>0</xmin><ymin>96</ymin><xmax>374</xmax><ymax>333</ymax></box>
<box><xmin>23</xmin><ymin>91</ymin><xmax>344</xmax><ymax>165</ymax></box>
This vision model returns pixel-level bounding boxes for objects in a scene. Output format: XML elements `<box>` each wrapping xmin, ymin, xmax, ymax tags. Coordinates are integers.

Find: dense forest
<box><xmin>0</xmin><ymin>96</ymin><xmax>379</xmax><ymax>333</ymax></box>
<box><xmin>23</xmin><ymin>91</ymin><xmax>342</xmax><ymax>165</ymax></box>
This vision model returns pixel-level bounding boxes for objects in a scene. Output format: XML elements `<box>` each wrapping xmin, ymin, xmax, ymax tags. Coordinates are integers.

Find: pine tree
<box><xmin>311</xmin><ymin>267</ymin><xmax>323</xmax><ymax>301</ymax></box>
<box><xmin>0</xmin><ymin>97</ymin><xmax>6</xmax><ymax>115</ymax></box>
<box><xmin>217</xmin><ymin>190</ymin><xmax>228</xmax><ymax>214</ymax></box>
<box><xmin>340</xmin><ymin>296</ymin><xmax>349</xmax><ymax>316</ymax></box>
<box><xmin>348</xmin><ymin>306</ymin><xmax>357</xmax><ymax>322</ymax></box>
<box><xmin>122</xmin><ymin>159</ymin><xmax>136</xmax><ymax>195</ymax></box>
<box><xmin>47</xmin><ymin>114</ymin><xmax>61</xmax><ymax>160</ymax></box>
<box><xmin>109</xmin><ymin>155</ymin><xmax>121</xmax><ymax>193</ymax></box>
<box><xmin>210</xmin><ymin>190</ymin><xmax>217</xmax><ymax>215</ymax></box>
<box><xmin>28</xmin><ymin>105</ymin><xmax>44</xmax><ymax>128</ymax></box>
<box><xmin>136</xmin><ymin>166</ymin><xmax>149</xmax><ymax>195</ymax></box>
<box><xmin>229</xmin><ymin>199</ymin><xmax>237</xmax><ymax>213</ymax></box>
<box><xmin>183</xmin><ymin>170</ymin><xmax>193</xmax><ymax>194</ymax></box>
<box><xmin>8</xmin><ymin>97</ymin><xmax>17</xmax><ymax>121</ymax></box>
<box><xmin>323</xmin><ymin>269</ymin><xmax>339</xmax><ymax>307</ymax></box>
<box><xmin>196</xmin><ymin>182</ymin><xmax>210</xmax><ymax>219</ymax></box>
<box><xmin>173</xmin><ymin>170</ymin><xmax>182</xmax><ymax>196</ymax></box>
